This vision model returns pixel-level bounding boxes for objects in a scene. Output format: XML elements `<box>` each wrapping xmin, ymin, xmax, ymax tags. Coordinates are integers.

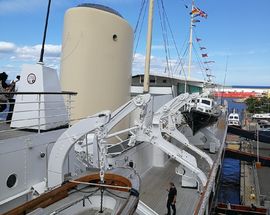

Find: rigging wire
<box><xmin>160</xmin><ymin>1</ymin><xmax>189</xmax><ymax>77</ymax></box>
<box><xmin>74</xmin><ymin>187</ymin><xmax>100</xmax><ymax>194</ymax></box>
<box><xmin>134</xmin><ymin>0</ymin><xmax>147</xmax><ymax>37</ymax></box>
<box><xmin>105</xmin><ymin>189</ymin><xmax>129</xmax><ymax>200</ymax></box>
<box><xmin>193</xmin><ymin>29</ymin><xmax>211</xmax><ymax>76</ymax></box>
<box><xmin>157</xmin><ymin>0</ymin><xmax>172</xmax><ymax>76</ymax></box>
<box><xmin>192</xmin><ymin>29</ymin><xmax>213</xmax><ymax>81</ymax></box>
<box><xmin>133</xmin><ymin>0</ymin><xmax>148</xmax><ymax>59</ymax></box>
<box><xmin>161</xmin><ymin>0</ymin><xmax>173</xmax><ymax>76</ymax></box>
<box><xmin>173</xmin><ymin>44</ymin><xmax>189</xmax><ymax>78</ymax></box>
<box><xmin>53</xmin><ymin>187</ymin><xmax>100</xmax><ymax>214</ymax></box>
<box><xmin>132</xmin><ymin>0</ymin><xmax>191</xmax><ymax>81</ymax></box>
<box><xmin>192</xmin><ymin>44</ymin><xmax>207</xmax><ymax>80</ymax></box>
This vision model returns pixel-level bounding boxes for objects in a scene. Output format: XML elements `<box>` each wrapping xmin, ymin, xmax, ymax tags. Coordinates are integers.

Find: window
<box><xmin>201</xmin><ymin>100</ymin><xmax>211</xmax><ymax>106</ymax></box>
<box><xmin>6</xmin><ymin>174</ymin><xmax>17</xmax><ymax>188</ymax></box>
<box><xmin>113</xmin><ymin>34</ymin><xmax>118</xmax><ymax>41</ymax></box>
<box><xmin>150</xmin><ymin>79</ymin><xmax>156</xmax><ymax>83</ymax></box>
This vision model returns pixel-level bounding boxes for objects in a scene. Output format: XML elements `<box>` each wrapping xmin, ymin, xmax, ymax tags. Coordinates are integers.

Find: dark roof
<box><xmin>77</xmin><ymin>3</ymin><xmax>122</xmax><ymax>18</ymax></box>
<box><xmin>132</xmin><ymin>74</ymin><xmax>205</xmax><ymax>84</ymax></box>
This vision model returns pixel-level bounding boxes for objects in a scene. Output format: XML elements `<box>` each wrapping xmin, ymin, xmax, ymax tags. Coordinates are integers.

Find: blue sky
<box><xmin>0</xmin><ymin>0</ymin><xmax>269</xmax><ymax>85</ymax></box>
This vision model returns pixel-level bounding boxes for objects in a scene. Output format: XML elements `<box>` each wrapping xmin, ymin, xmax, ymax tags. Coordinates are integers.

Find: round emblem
<box><xmin>27</xmin><ymin>73</ymin><xmax>36</xmax><ymax>84</ymax></box>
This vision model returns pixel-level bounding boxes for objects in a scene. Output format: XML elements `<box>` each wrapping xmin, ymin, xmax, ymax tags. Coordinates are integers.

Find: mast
<box><xmin>143</xmin><ymin>0</ymin><xmax>154</xmax><ymax>93</ymax></box>
<box><xmin>221</xmin><ymin>55</ymin><xmax>228</xmax><ymax>105</ymax></box>
<box><xmin>38</xmin><ymin>0</ymin><xmax>52</xmax><ymax>64</ymax></box>
<box><xmin>187</xmin><ymin>0</ymin><xmax>195</xmax><ymax>80</ymax></box>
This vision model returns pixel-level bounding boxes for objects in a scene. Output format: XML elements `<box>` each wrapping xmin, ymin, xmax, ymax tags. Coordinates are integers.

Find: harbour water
<box><xmin>217</xmin><ymin>98</ymin><xmax>246</xmax><ymax>204</ymax></box>
<box><xmin>218</xmin><ymin>158</ymin><xmax>241</xmax><ymax>204</ymax></box>
<box><xmin>225</xmin><ymin>98</ymin><xmax>247</xmax><ymax>121</ymax></box>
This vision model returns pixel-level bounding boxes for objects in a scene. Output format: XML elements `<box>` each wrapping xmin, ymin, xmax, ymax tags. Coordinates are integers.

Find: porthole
<box><xmin>6</xmin><ymin>174</ymin><xmax>17</xmax><ymax>188</ymax></box>
<box><xmin>113</xmin><ymin>34</ymin><xmax>118</xmax><ymax>41</ymax></box>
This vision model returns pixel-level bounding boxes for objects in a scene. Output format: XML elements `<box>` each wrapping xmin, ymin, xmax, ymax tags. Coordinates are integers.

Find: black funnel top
<box><xmin>77</xmin><ymin>3</ymin><xmax>123</xmax><ymax>18</ymax></box>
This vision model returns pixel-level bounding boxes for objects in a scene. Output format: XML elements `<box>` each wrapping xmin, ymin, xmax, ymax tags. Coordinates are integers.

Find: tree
<box><xmin>245</xmin><ymin>96</ymin><xmax>270</xmax><ymax>113</ymax></box>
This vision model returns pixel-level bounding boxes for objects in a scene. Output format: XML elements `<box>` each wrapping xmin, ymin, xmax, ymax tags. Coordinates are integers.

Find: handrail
<box><xmin>0</xmin><ymin>91</ymin><xmax>77</xmax><ymax>135</ymax></box>
<box><xmin>0</xmin><ymin>91</ymin><xmax>77</xmax><ymax>95</ymax></box>
<box><xmin>194</xmin><ymin>115</ymin><xmax>228</xmax><ymax>215</ymax></box>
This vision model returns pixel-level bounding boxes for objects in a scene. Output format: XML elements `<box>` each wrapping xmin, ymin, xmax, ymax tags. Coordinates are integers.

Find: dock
<box><xmin>222</xmin><ymin>130</ymin><xmax>270</xmax><ymax>212</ymax></box>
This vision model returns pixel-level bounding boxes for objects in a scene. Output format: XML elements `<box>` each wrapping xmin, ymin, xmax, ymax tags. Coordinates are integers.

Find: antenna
<box><xmin>38</xmin><ymin>0</ymin><xmax>52</xmax><ymax>64</ymax></box>
<box><xmin>221</xmin><ymin>55</ymin><xmax>229</xmax><ymax>105</ymax></box>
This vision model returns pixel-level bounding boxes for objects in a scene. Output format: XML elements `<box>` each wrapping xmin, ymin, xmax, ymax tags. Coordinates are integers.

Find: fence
<box><xmin>0</xmin><ymin>91</ymin><xmax>77</xmax><ymax>135</ymax></box>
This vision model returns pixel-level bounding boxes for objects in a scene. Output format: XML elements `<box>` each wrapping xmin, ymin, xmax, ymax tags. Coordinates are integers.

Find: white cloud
<box><xmin>132</xmin><ymin>53</ymin><xmax>203</xmax><ymax>79</ymax></box>
<box><xmin>1</xmin><ymin>44</ymin><xmax>206</xmax><ymax>81</ymax></box>
<box><xmin>15</xmin><ymin>44</ymin><xmax>61</xmax><ymax>60</ymax></box>
<box><xmin>0</xmin><ymin>41</ymin><xmax>61</xmax><ymax>79</ymax></box>
<box><xmin>0</xmin><ymin>41</ymin><xmax>16</xmax><ymax>53</ymax></box>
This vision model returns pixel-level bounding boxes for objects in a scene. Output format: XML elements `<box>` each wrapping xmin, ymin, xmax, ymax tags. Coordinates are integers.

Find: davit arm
<box><xmin>144</xmin><ymin>93</ymin><xmax>212</xmax><ymax>186</ymax></box>
<box><xmin>47</xmin><ymin>94</ymin><xmax>151</xmax><ymax>188</ymax></box>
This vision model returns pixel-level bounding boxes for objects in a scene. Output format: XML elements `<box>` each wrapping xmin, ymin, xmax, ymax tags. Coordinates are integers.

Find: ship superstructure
<box><xmin>0</xmin><ymin>2</ymin><xmax>227</xmax><ymax>215</ymax></box>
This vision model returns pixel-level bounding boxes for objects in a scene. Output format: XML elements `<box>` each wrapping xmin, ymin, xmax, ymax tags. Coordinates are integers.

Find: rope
<box><xmin>161</xmin><ymin>0</ymin><xmax>173</xmax><ymax>75</ymax></box>
<box><xmin>106</xmin><ymin>189</ymin><xmax>128</xmax><ymax>200</ymax></box>
<box><xmin>158</xmin><ymin>0</ymin><xmax>189</xmax><ymax>79</ymax></box>
<box><xmin>193</xmin><ymin>44</ymin><xmax>207</xmax><ymax>80</ymax></box>
<box><xmin>193</xmin><ymin>30</ymin><xmax>211</xmax><ymax>78</ymax></box>
<box><xmin>69</xmin><ymin>180</ymin><xmax>132</xmax><ymax>190</ymax></box>
<box><xmin>173</xmin><ymin>44</ymin><xmax>189</xmax><ymax>80</ymax></box>
<box><xmin>157</xmin><ymin>0</ymin><xmax>172</xmax><ymax>76</ymax></box>
<box><xmin>133</xmin><ymin>0</ymin><xmax>147</xmax><ymax>59</ymax></box>
<box><xmin>134</xmin><ymin>0</ymin><xmax>146</xmax><ymax>36</ymax></box>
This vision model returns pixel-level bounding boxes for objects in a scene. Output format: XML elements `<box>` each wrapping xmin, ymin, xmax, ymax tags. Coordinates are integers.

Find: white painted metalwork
<box><xmin>200</xmin><ymin>127</ymin><xmax>221</xmax><ymax>153</ymax></box>
<box><xmin>145</xmin><ymin>93</ymin><xmax>213</xmax><ymax>186</ymax></box>
<box><xmin>47</xmin><ymin>92</ymin><xmax>217</xmax><ymax>189</ymax></box>
<box><xmin>47</xmin><ymin>94</ymin><xmax>151</xmax><ymax>188</ymax></box>
<box><xmin>196</xmin><ymin>124</ymin><xmax>228</xmax><ymax>215</ymax></box>
<box><xmin>11</xmin><ymin>64</ymin><xmax>68</xmax><ymax>130</ymax></box>
<box><xmin>136</xmin><ymin>200</ymin><xmax>159</xmax><ymax>215</ymax></box>
<box><xmin>0</xmin><ymin>91</ymin><xmax>75</xmax><ymax>136</ymax></box>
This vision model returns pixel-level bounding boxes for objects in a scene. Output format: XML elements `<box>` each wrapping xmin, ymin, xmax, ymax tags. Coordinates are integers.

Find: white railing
<box><xmin>0</xmin><ymin>91</ymin><xmax>77</xmax><ymax>135</ymax></box>
<box><xmin>136</xmin><ymin>200</ymin><xmax>159</xmax><ymax>215</ymax></box>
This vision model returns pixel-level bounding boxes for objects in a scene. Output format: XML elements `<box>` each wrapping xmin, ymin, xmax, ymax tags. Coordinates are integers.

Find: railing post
<box><xmin>68</xmin><ymin>94</ymin><xmax>72</xmax><ymax>127</ymax></box>
<box><xmin>45</xmin><ymin>143</ymin><xmax>49</xmax><ymax>189</ymax></box>
<box><xmin>38</xmin><ymin>94</ymin><xmax>41</xmax><ymax>133</ymax></box>
<box><xmin>86</xmin><ymin>134</ymin><xmax>89</xmax><ymax>164</ymax></box>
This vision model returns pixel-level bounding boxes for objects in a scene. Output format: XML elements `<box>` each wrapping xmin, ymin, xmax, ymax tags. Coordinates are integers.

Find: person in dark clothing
<box><xmin>0</xmin><ymin>72</ymin><xmax>9</xmax><ymax>112</ymax></box>
<box><xmin>0</xmin><ymin>72</ymin><xmax>9</xmax><ymax>88</ymax></box>
<box><xmin>6</xmin><ymin>75</ymin><xmax>20</xmax><ymax>122</ymax></box>
<box><xmin>166</xmin><ymin>182</ymin><xmax>177</xmax><ymax>215</ymax></box>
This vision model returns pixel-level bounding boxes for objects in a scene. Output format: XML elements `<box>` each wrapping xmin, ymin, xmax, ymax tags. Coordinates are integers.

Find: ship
<box><xmin>227</xmin><ymin>111</ymin><xmax>241</xmax><ymax>128</ymax></box>
<box><xmin>0</xmin><ymin>1</ymin><xmax>227</xmax><ymax>215</ymax></box>
<box><xmin>182</xmin><ymin>97</ymin><xmax>221</xmax><ymax>135</ymax></box>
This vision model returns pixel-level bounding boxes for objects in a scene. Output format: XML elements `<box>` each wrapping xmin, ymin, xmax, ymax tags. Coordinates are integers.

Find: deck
<box><xmin>0</xmin><ymin>110</ymin><xmax>227</xmax><ymax>215</ymax></box>
<box><xmin>137</xmin><ymin>117</ymin><xmax>227</xmax><ymax>215</ymax></box>
<box><xmin>0</xmin><ymin>122</ymin><xmax>33</xmax><ymax>140</ymax></box>
<box><xmin>139</xmin><ymin>159</ymin><xmax>199</xmax><ymax>214</ymax></box>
